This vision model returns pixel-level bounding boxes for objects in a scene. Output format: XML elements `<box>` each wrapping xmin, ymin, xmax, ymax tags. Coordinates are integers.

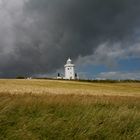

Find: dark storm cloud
<box><xmin>0</xmin><ymin>0</ymin><xmax>140</xmax><ymax>77</ymax></box>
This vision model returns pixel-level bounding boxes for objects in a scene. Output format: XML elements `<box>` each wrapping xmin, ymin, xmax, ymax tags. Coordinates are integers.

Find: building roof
<box><xmin>64</xmin><ymin>57</ymin><xmax>75</xmax><ymax>67</ymax></box>
<box><xmin>67</xmin><ymin>58</ymin><xmax>72</xmax><ymax>64</ymax></box>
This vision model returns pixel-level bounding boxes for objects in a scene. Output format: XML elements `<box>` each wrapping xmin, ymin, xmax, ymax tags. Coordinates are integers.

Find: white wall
<box><xmin>65</xmin><ymin>64</ymin><xmax>75</xmax><ymax>79</ymax></box>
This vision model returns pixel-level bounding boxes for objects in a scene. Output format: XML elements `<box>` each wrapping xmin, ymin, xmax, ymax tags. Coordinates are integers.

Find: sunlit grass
<box><xmin>0</xmin><ymin>79</ymin><xmax>139</xmax><ymax>96</ymax></box>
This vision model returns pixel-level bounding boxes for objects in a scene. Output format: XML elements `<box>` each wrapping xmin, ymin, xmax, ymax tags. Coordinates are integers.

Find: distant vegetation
<box><xmin>35</xmin><ymin>77</ymin><xmax>140</xmax><ymax>83</ymax></box>
<box><xmin>16</xmin><ymin>76</ymin><xmax>26</xmax><ymax>79</ymax></box>
<box><xmin>0</xmin><ymin>79</ymin><xmax>140</xmax><ymax>140</ymax></box>
<box><xmin>74</xmin><ymin>79</ymin><xmax>140</xmax><ymax>83</ymax></box>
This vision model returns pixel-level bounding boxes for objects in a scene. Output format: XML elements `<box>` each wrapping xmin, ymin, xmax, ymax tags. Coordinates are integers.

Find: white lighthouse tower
<box><xmin>64</xmin><ymin>58</ymin><xmax>75</xmax><ymax>80</ymax></box>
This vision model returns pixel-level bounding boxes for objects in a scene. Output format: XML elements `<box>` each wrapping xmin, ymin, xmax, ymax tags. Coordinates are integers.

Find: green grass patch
<box><xmin>0</xmin><ymin>93</ymin><xmax>140</xmax><ymax>140</ymax></box>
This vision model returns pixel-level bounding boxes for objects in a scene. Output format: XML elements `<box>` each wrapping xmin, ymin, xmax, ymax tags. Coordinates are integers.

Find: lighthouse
<box><xmin>64</xmin><ymin>58</ymin><xmax>75</xmax><ymax>80</ymax></box>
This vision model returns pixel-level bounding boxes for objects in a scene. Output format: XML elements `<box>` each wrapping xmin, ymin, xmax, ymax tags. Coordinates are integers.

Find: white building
<box><xmin>64</xmin><ymin>58</ymin><xmax>75</xmax><ymax>80</ymax></box>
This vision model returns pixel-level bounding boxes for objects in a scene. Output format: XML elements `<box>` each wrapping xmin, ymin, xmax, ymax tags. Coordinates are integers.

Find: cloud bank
<box><xmin>98</xmin><ymin>71</ymin><xmax>140</xmax><ymax>80</ymax></box>
<box><xmin>0</xmin><ymin>0</ymin><xmax>140</xmax><ymax>77</ymax></box>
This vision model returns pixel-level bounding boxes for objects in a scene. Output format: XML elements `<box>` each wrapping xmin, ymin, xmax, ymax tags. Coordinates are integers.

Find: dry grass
<box><xmin>0</xmin><ymin>79</ymin><xmax>139</xmax><ymax>96</ymax></box>
<box><xmin>0</xmin><ymin>79</ymin><xmax>140</xmax><ymax>140</ymax></box>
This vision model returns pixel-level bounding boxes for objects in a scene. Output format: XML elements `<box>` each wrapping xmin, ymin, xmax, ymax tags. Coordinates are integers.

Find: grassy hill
<box><xmin>0</xmin><ymin>79</ymin><xmax>140</xmax><ymax>140</ymax></box>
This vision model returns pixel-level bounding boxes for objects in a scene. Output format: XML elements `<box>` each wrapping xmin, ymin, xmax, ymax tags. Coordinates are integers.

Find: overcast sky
<box><xmin>0</xmin><ymin>0</ymin><xmax>140</xmax><ymax>79</ymax></box>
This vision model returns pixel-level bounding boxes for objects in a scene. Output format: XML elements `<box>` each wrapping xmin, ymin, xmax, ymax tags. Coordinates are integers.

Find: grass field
<box><xmin>0</xmin><ymin>79</ymin><xmax>140</xmax><ymax>140</ymax></box>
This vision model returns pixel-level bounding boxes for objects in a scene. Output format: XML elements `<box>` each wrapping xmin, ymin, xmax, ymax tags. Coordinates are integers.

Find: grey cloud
<box><xmin>76</xmin><ymin>42</ymin><xmax>140</xmax><ymax>68</ymax></box>
<box><xmin>0</xmin><ymin>0</ymin><xmax>140</xmax><ymax>77</ymax></box>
